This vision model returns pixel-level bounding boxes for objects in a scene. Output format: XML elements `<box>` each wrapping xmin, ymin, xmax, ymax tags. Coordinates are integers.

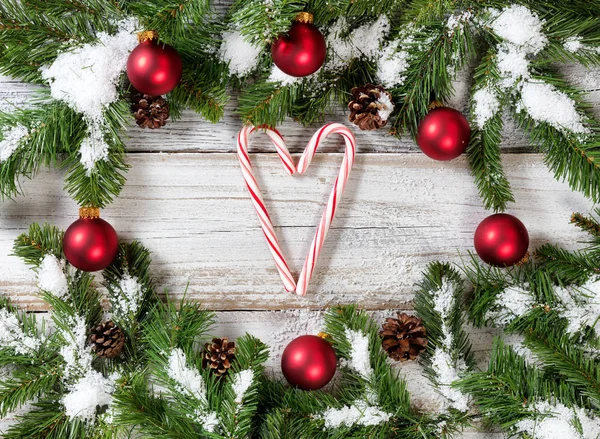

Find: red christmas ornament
<box><xmin>63</xmin><ymin>208</ymin><xmax>119</xmax><ymax>272</ymax></box>
<box><xmin>474</xmin><ymin>213</ymin><xmax>529</xmax><ymax>267</ymax></box>
<box><xmin>127</xmin><ymin>31</ymin><xmax>182</xmax><ymax>96</ymax></box>
<box><xmin>416</xmin><ymin>106</ymin><xmax>471</xmax><ymax>161</ymax></box>
<box><xmin>271</xmin><ymin>12</ymin><xmax>326</xmax><ymax>77</ymax></box>
<box><xmin>281</xmin><ymin>334</ymin><xmax>337</xmax><ymax>390</ymax></box>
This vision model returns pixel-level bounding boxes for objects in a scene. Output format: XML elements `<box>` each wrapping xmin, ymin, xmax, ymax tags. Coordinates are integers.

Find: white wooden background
<box><xmin>0</xmin><ymin>63</ymin><xmax>599</xmax><ymax>437</ymax></box>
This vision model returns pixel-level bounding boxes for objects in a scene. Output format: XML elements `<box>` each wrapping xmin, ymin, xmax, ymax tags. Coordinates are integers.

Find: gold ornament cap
<box><xmin>428</xmin><ymin>100</ymin><xmax>444</xmax><ymax>110</ymax></box>
<box><xmin>79</xmin><ymin>207</ymin><xmax>100</xmax><ymax>219</ymax></box>
<box><xmin>137</xmin><ymin>30</ymin><xmax>158</xmax><ymax>43</ymax></box>
<box><xmin>317</xmin><ymin>332</ymin><xmax>332</xmax><ymax>342</ymax></box>
<box><xmin>295</xmin><ymin>12</ymin><xmax>314</xmax><ymax>24</ymax></box>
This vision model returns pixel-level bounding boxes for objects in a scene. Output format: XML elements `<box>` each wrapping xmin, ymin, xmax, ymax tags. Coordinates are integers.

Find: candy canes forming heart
<box><xmin>237</xmin><ymin>123</ymin><xmax>356</xmax><ymax>296</ymax></box>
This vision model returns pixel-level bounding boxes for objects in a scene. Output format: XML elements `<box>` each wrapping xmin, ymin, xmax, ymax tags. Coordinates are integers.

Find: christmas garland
<box><xmin>2</xmin><ymin>214</ymin><xmax>600</xmax><ymax>437</ymax></box>
<box><xmin>0</xmin><ymin>0</ymin><xmax>598</xmax><ymax>213</ymax></box>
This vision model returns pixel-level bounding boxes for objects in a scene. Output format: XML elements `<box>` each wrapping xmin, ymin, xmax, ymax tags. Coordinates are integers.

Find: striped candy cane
<box><xmin>237</xmin><ymin>125</ymin><xmax>297</xmax><ymax>292</ymax></box>
<box><xmin>295</xmin><ymin>123</ymin><xmax>356</xmax><ymax>296</ymax></box>
<box><xmin>236</xmin><ymin>123</ymin><xmax>356</xmax><ymax>296</ymax></box>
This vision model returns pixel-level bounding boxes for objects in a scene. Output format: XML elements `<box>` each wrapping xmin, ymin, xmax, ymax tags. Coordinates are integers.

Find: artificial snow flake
<box><xmin>486</xmin><ymin>285</ymin><xmax>534</xmax><ymax>326</ymax></box>
<box><xmin>167</xmin><ymin>348</ymin><xmax>207</xmax><ymax>403</ymax></box>
<box><xmin>59</xmin><ymin>315</ymin><xmax>93</xmax><ymax>379</ymax></box>
<box><xmin>111</xmin><ymin>274</ymin><xmax>144</xmax><ymax>320</ymax></box>
<box><xmin>320</xmin><ymin>400</ymin><xmax>392</xmax><ymax>429</ymax></box>
<box><xmin>564</xmin><ymin>36</ymin><xmax>583</xmax><ymax>53</ymax></box>
<box><xmin>489</xmin><ymin>5</ymin><xmax>547</xmax><ymax>55</ymax></box>
<box><xmin>326</xmin><ymin>16</ymin><xmax>390</xmax><ymax>71</ymax></box>
<box><xmin>432</xmin><ymin>281</ymin><xmax>455</xmax><ymax>319</ymax></box>
<box><xmin>232</xmin><ymin>369</ymin><xmax>254</xmax><ymax>404</ymax></box>
<box><xmin>344</xmin><ymin>328</ymin><xmax>373</xmax><ymax>381</ymax></box>
<box><xmin>430</xmin><ymin>348</ymin><xmax>469</xmax><ymax>412</ymax></box>
<box><xmin>519</xmin><ymin>81</ymin><xmax>588</xmax><ymax>134</ymax></box>
<box><xmin>220</xmin><ymin>30</ymin><xmax>263</xmax><ymax>77</ymax></box>
<box><xmin>0</xmin><ymin>308</ymin><xmax>40</xmax><ymax>355</ymax></box>
<box><xmin>446</xmin><ymin>11</ymin><xmax>473</xmax><ymax>36</ymax></box>
<box><xmin>472</xmin><ymin>87</ymin><xmax>501</xmax><ymax>128</ymax></box>
<box><xmin>553</xmin><ymin>279</ymin><xmax>600</xmax><ymax>335</ymax></box>
<box><xmin>37</xmin><ymin>254</ymin><xmax>68</xmax><ymax>299</ymax></box>
<box><xmin>62</xmin><ymin>369</ymin><xmax>116</xmax><ymax>423</ymax></box>
<box><xmin>515</xmin><ymin>401</ymin><xmax>600</xmax><ymax>439</ymax></box>
<box><xmin>376</xmin><ymin>92</ymin><xmax>394</xmax><ymax>122</ymax></box>
<box><xmin>196</xmin><ymin>411</ymin><xmax>219</xmax><ymax>433</ymax></box>
<box><xmin>376</xmin><ymin>41</ymin><xmax>410</xmax><ymax>88</ymax></box>
<box><xmin>268</xmin><ymin>65</ymin><xmax>306</xmax><ymax>86</ymax></box>
<box><xmin>79</xmin><ymin>121</ymin><xmax>110</xmax><ymax>174</ymax></box>
<box><xmin>0</xmin><ymin>124</ymin><xmax>28</xmax><ymax>163</ymax></box>
<box><xmin>496</xmin><ymin>45</ymin><xmax>530</xmax><ymax>88</ymax></box>
<box><xmin>40</xmin><ymin>22</ymin><xmax>138</xmax><ymax>124</ymax></box>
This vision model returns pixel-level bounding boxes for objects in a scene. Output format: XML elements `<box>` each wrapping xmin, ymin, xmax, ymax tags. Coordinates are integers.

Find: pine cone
<box><xmin>379</xmin><ymin>313</ymin><xmax>427</xmax><ymax>362</ymax></box>
<box><xmin>202</xmin><ymin>337</ymin><xmax>236</xmax><ymax>377</ymax></box>
<box><xmin>90</xmin><ymin>321</ymin><xmax>125</xmax><ymax>359</ymax></box>
<box><xmin>348</xmin><ymin>84</ymin><xmax>394</xmax><ymax>131</ymax></box>
<box><xmin>132</xmin><ymin>93</ymin><xmax>169</xmax><ymax>129</ymax></box>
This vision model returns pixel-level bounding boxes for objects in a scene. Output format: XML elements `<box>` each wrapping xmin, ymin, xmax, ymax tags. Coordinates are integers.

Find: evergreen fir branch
<box><xmin>127</xmin><ymin>0</ymin><xmax>212</xmax><ymax>42</ymax></box>
<box><xmin>12</xmin><ymin>223</ymin><xmax>64</xmax><ymax>266</ymax></box>
<box><xmin>467</xmin><ymin>50</ymin><xmax>514</xmax><ymax>213</ymax></box>
<box><xmin>535</xmin><ymin>243</ymin><xmax>600</xmax><ymax>285</ymax></box>
<box><xmin>229</xmin><ymin>0</ymin><xmax>306</xmax><ymax>45</ymax></box>
<box><xmin>0</xmin><ymin>366</ymin><xmax>62</xmax><ymax>418</ymax></box>
<box><xmin>390</xmin><ymin>22</ymin><xmax>474</xmax><ymax>137</ymax></box>
<box><xmin>170</xmin><ymin>56</ymin><xmax>230</xmax><ymax>123</ymax></box>
<box><xmin>3</xmin><ymin>399</ymin><xmax>69</xmax><ymax>439</ymax></box>
<box><xmin>238</xmin><ymin>81</ymin><xmax>300</xmax><ymax>127</ymax></box>
<box><xmin>570</xmin><ymin>210</ymin><xmax>600</xmax><ymax>238</ymax></box>
<box><xmin>415</xmin><ymin>262</ymin><xmax>475</xmax><ymax>395</ymax></box>
<box><xmin>63</xmin><ymin>100</ymin><xmax>130</xmax><ymax>208</ymax></box>
<box><xmin>524</xmin><ymin>323</ymin><xmax>600</xmax><ymax>410</ymax></box>
<box><xmin>455</xmin><ymin>338</ymin><xmax>545</xmax><ymax>430</ymax></box>
<box><xmin>113</xmin><ymin>373</ymin><xmax>197</xmax><ymax>438</ymax></box>
<box><xmin>0</xmin><ymin>101</ymin><xmax>84</xmax><ymax>202</ymax></box>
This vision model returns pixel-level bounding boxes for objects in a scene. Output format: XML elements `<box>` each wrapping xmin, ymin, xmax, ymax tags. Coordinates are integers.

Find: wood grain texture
<box><xmin>0</xmin><ymin>153</ymin><xmax>593</xmax><ymax>310</ymax></box>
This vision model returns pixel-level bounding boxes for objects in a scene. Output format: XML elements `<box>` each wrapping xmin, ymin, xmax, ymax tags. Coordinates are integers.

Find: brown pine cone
<box><xmin>90</xmin><ymin>321</ymin><xmax>125</xmax><ymax>359</ymax></box>
<box><xmin>348</xmin><ymin>84</ymin><xmax>394</xmax><ymax>131</ymax></box>
<box><xmin>132</xmin><ymin>93</ymin><xmax>169</xmax><ymax>129</ymax></box>
<box><xmin>379</xmin><ymin>313</ymin><xmax>427</xmax><ymax>362</ymax></box>
<box><xmin>202</xmin><ymin>337</ymin><xmax>236</xmax><ymax>377</ymax></box>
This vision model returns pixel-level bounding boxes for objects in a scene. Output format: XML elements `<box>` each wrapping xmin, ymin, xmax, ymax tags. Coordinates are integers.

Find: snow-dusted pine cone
<box><xmin>132</xmin><ymin>93</ymin><xmax>169</xmax><ymax>129</ymax></box>
<box><xmin>380</xmin><ymin>313</ymin><xmax>427</xmax><ymax>362</ymax></box>
<box><xmin>348</xmin><ymin>84</ymin><xmax>394</xmax><ymax>131</ymax></box>
<box><xmin>203</xmin><ymin>337</ymin><xmax>236</xmax><ymax>377</ymax></box>
<box><xmin>90</xmin><ymin>321</ymin><xmax>125</xmax><ymax>358</ymax></box>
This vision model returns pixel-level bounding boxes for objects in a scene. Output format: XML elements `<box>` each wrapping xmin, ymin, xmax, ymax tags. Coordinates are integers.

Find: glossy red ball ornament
<box><xmin>127</xmin><ymin>37</ymin><xmax>182</xmax><ymax>96</ymax></box>
<box><xmin>281</xmin><ymin>335</ymin><xmax>337</xmax><ymax>390</ymax></box>
<box><xmin>271</xmin><ymin>14</ymin><xmax>326</xmax><ymax>77</ymax></box>
<box><xmin>416</xmin><ymin>107</ymin><xmax>471</xmax><ymax>161</ymax></box>
<box><xmin>63</xmin><ymin>209</ymin><xmax>119</xmax><ymax>272</ymax></box>
<box><xmin>474</xmin><ymin>213</ymin><xmax>529</xmax><ymax>267</ymax></box>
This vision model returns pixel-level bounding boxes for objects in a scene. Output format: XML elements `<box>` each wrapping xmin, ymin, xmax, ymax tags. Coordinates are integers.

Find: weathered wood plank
<box><xmin>0</xmin><ymin>153</ymin><xmax>592</xmax><ymax>310</ymax></box>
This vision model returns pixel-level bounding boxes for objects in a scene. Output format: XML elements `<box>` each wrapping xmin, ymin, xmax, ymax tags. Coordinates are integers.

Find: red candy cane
<box><xmin>237</xmin><ymin>125</ymin><xmax>297</xmax><ymax>292</ymax></box>
<box><xmin>295</xmin><ymin>123</ymin><xmax>356</xmax><ymax>296</ymax></box>
<box><xmin>236</xmin><ymin>123</ymin><xmax>356</xmax><ymax>296</ymax></box>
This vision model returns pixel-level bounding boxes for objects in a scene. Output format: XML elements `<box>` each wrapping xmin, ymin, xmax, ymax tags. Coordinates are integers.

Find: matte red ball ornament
<box><xmin>474</xmin><ymin>213</ymin><xmax>529</xmax><ymax>267</ymax></box>
<box><xmin>416</xmin><ymin>106</ymin><xmax>471</xmax><ymax>161</ymax></box>
<box><xmin>271</xmin><ymin>13</ymin><xmax>326</xmax><ymax>77</ymax></box>
<box><xmin>281</xmin><ymin>335</ymin><xmax>337</xmax><ymax>390</ymax></box>
<box><xmin>127</xmin><ymin>33</ymin><xmax>182</xmax><ymax>96</ymax></box>
<box><xmin>63</xmin><ymin>208</ymin><xmax>119</xmax><ymax>272</ymax></box>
